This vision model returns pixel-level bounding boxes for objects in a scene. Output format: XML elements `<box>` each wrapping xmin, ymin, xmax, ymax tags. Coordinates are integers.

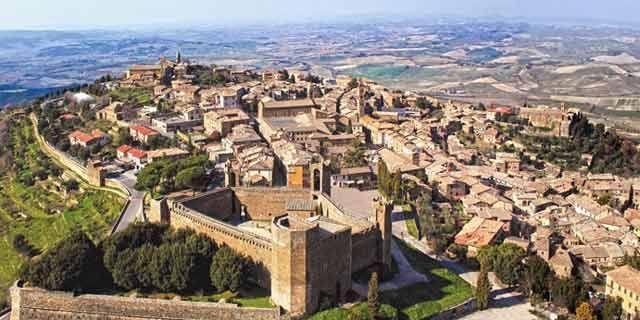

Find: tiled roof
<box><xmin>286</xmin><ymin>199</ymin><xmax>316</xmax><ymax>212</ymax></box>
<box><xmin>607</xmin><ymin>265</ymin><xmax>640</xmax><ymax>295</ymax></box>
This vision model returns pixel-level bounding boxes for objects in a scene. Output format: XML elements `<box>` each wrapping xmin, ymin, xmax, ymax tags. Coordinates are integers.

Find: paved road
<box><xmin>112</xmin><ymin>171</ymin><xmax>146</xmax><ymax>233</ymax></box>
<box><xmin>459</xmin><ymin>289</ymin><xmax>535</xmax><ymax>320</ymax></box>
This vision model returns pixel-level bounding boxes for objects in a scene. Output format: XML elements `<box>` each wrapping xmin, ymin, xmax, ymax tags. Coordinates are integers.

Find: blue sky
<box><xmin>1</xmin><ymin>0</ymin><xmax>639</xmax><ymax>30</ymax></box>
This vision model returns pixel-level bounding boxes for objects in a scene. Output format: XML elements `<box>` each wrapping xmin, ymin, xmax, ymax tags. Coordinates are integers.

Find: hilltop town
<box><xmin>3</xmin><ymin>51</ymin><xmax>640</xmax><ymax>320</ymax></box>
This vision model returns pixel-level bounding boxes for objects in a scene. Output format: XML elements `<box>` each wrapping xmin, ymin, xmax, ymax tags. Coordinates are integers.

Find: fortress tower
<box><xmin>374</xmin><ymin>197</ymin><xmax>393</xmax><ymax>275</ymax></box>
<box><xmin>271</xmin><ymin>214</ymin><xmax>351</xmax><ymax>317</ymax></box>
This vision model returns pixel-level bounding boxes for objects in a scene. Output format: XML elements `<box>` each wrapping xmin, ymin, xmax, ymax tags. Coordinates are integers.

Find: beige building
<box><xmin>204</xmin><ymin>108</ymin><xmax>251</xmax><ymax>137</ymax></box>
<box><xmin>606</xmin><ymin>266</ymin><xmax>640</xmax><ymax>319</ymax></box>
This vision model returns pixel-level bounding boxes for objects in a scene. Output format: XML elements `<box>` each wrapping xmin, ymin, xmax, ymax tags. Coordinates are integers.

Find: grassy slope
<box><xmin>388</xmin><ymin>240</ymin><xmax>473</xmax><ymax>320</ymax></box>
<box><xmin>0</xmin><ymin>118</ymin><xmax>124</xmax><ymax>307</ymax></box>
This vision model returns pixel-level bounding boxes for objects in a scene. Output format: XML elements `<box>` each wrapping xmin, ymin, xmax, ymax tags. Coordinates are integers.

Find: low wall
<box><xmin>10</xmin><ymin>286</ymin><xmax>282</xmax><ymax>320</ymax></box>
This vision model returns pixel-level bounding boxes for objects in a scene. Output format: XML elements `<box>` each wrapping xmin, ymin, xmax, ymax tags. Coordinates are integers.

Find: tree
<box><xmin>576</xmin><ymin>302</ymin><xmax>596</xmax><ymax>320</ymax></box>
<box><xmin>476</xmin><ymin>264</ymin><xmax>492</xmax><ymax>310</ymax></box>
<box><xmin>210</xmin><ymin>246</ymin><xmax>246</xmax><ymax>292</ymax></box>
<box><xmin>493</xmin><ymin>243</ymin><xmax>525</xmax><ymax>287</ymax></box>
<box><xmin>368</xmin><ymin>272</ymin><xmax>380</xmax><ymax>319</ymax></box>
<box><xmin>12</xmin><ymin>234</ymin><xmax>39</xmax><ymax>257</ymax></box>
<box><xmin>63</xmin><ymin>179</ymin><xmax>79</xmax><ymax>192</ymax></box>
<box><xmin>521</xmin><ymin>255</ymin><xmax>553</xmax><ymax>300</ymax></box>
<box><xmin>343</xmin><ymin>140</ymin><xmax>367</xmax><ymax>168</ymax></box>
<box><xmin>601</xmin><ymin>296</ymin><xmax>623</xmax><ymax>320</ymax></box>
<box><xmin>552</xmin><ymin>278</ymin><xmax>589</xmax><ymax>313</ymax></box>
<box><xmin>22</xmin><ymin>231</ymin><xmax>104</xmax><ymax>291</ymax></box>
<box><xmin>176</xmin><ymin>166</ymin><xmax>206</xmax><ymax>193</ymax></box>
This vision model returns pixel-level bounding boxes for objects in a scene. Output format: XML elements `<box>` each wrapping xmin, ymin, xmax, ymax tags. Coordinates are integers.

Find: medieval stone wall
<box><xmin>317</xmin><ymin>193</ymin><xmax>381</xmax><ymax>272</ymax></box>
<box><xmin>169</xmin><ymin>201</ymin><xmax>273</xmax><ymax>286</ymax></box>
<box><xmin>351</xmin><ymin>230</ymin><xmax>381</xmax><ymax>272</ymax></box>
<box><xmin>231</xmin><ymin>187</ymin><xmax>311</xmax><ymax>221</ymax></box>
<box><xmin>307</xmin><ymin>228</ymin><xmax>352</xmax><ymax>305</ymax></box>
<box><xmin>10</xmin><ymin>286</ymin><xmax>282</xmax><ymax>320</ymax></box>
<box><xmin>180</xmin><ymin>188</ymin><xmax>237</xmax><ymax>221</ymax></box>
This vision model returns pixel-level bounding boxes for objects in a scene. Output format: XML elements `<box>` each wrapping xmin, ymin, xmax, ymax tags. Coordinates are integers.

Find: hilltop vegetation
<box><xmin>515</xmin><ymin>113</ymin><xmax>640</xmax><ymax>176</ymax></box>
<box><xmin>0</xmin><ymin>114</ymin><xmax>123</xmax><ymax>309</ymax></box>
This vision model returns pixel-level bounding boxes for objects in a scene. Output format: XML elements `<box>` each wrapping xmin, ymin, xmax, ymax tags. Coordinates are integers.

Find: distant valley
<box><xmin>2</xmin><ymin>20</ymin><xmax>640</xmax><ymax>132</ymax></box>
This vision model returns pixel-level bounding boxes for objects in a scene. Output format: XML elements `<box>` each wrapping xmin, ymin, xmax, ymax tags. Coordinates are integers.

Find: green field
<box><xmin>0</xmin><ymin>117</ymin><xmax>124</xmax><ymax>309</ymax></box>
<box><xmin>109</xmin><ymin>87</ymin><xmax>153</xmax><ymax>106</ymax></box>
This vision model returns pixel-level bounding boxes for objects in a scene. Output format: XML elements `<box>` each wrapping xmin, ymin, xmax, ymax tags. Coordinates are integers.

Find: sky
<box><xmin>1</xmin><ymin>0</ymin><xmax>639</xmax><ymax>30</ymax></box>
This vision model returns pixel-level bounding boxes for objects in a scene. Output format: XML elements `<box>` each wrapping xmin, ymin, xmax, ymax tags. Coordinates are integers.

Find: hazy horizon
<box><xmin>1</xmin><ymin>0</ymin><xmax>639</xmax><ymax>31</ymax></box>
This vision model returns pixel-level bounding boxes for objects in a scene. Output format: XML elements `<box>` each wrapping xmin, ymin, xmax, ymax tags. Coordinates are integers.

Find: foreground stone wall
<box><xmin>10</xmin><ymin>286</ymin><xmax>282</xmax><ymax>320</ymax></box>
<box><xmin>232</xmin><ymin>187</ymin><xmax>312</xmax><ymax>221</ymax></box>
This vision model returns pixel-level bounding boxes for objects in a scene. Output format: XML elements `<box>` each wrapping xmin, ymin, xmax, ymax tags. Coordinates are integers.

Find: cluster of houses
<box><xmin>55</xmin><ymin>52</ymin><xmax>640</xmax><ymax>318</ymax></box>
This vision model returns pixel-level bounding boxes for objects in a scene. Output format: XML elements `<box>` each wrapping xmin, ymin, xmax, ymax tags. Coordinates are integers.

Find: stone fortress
<box><xmin>148</xmin><ymin>186</ymin><xmax>393</xmax><ymax>317</ymax></box>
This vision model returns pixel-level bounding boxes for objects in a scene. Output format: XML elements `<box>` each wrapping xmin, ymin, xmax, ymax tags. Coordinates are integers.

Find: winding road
<box><xmin>112</xmin><ymin>170</ymin><xmax>146</xmax><ymax>233</ymax></box>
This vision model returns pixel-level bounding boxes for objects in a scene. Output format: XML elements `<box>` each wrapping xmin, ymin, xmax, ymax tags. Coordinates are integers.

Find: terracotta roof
<box><xmin>128</xmin><ymin>148</ymin><xmax>147</xmax><ymax>159</ymax></box>
<box><xmin>117</xmin><ymin>145</ymin><xmax>133</xmax><ymax>153</ymax></box>
<box><xmin>69</xmin><ymin>130</ymin><xmax>105</xmax><ymax>144</ymax></box>
<box><xmin>549</xmin><ymin>250</ymin><xmax>574</xmax><ymax>268</ymax></box>
<box><xmin>607</xmin><ymin>265</ymin><xmax>640</xmax><ymax>295</ymax></box>
<box><xmin>130</xmin><ymin>125</ymin><xmax>160</xmax><ymax>137</ymax></box>
<box><xmin>455</xmin><ymin>217</ymin><xmax>504</xmax><ymax>248</ymax></box>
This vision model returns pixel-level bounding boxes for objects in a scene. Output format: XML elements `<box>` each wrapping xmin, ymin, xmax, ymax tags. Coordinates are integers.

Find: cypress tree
<box><xmin>367</xmin><ymin>272</ymin><xmax>380</xmax><ymax>319</ymax></box>
<box><xmin>476</xmin><ymin>264</ymin><xmax>491</xmax><ymax>310</ymax></box>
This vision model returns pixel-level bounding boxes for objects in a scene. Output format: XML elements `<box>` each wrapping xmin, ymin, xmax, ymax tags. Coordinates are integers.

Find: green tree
<box><xmin>176</xmin><ymin>166</ymin><xmax>206</xmax><ymax>193</ymax></box>
<box><xmin>551</xmin><ymin>278</ymin><xmax>589</xmax><ymax>313</ymax></box>
<box><xmin>210</xmin><ymin>246</ymin><xmax>246</xmax><ymax>292</ymax></box>
<box><xmin>493</xmin><ymin>243</ymin><xmax>525</xmax><ymax>287</ymax></box>
<box><xmin>476</xmin><ymin>264</ymin><xmax>492</xmax><ymax>310</ymax></box>
<box><xmin>521</xmin><ymin>255</ymin><xmax>553</xmax><ymax>300</ymax></box>
<box><xmin>349</xmin><ymin>78</ymin><xmax>359</xmax><ymax>89</ymax></box>
<box><xmin>22</xmin><ymin>232</ymin><xmax>104</xmax><ymax>291</ymax></box>
<box><xmin>368</xmin><ymin>272</ymin><xmax>380</xmax><ymax>319</ymax></box>
<box><xmin>601</xmin><ymin>296</ymin><xmax>623</xmax><ymax>320</ymax></box>
<box><xmin>343</xmin><ymin>140</ymin><xmax>367</xmax><ymax>168</ymax></box>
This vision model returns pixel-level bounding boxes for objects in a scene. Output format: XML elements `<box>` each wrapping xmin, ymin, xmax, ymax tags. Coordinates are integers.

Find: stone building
<box><xmin>149</xmin><ymin>187</ymin><xmax>392</xmax><ymax>317</ymax></box>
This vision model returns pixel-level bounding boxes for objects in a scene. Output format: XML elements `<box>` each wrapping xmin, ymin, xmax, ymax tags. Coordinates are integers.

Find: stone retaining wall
<box><xmin>10</xmin><ymin>286</ymin><xmax>282</xmax><ymax>320</ymax></box>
